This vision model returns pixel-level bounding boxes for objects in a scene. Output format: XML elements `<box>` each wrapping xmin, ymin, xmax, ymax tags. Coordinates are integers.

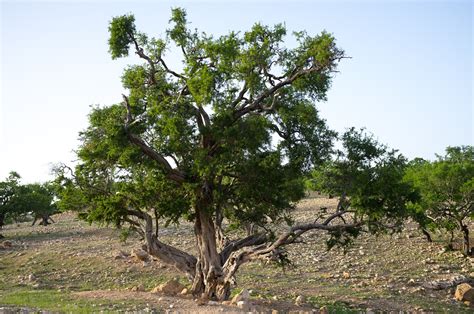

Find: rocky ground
<box><xmin>0</xmin><ymin>195</ymin><xmax>473</xmax><ymax>313</ymax></box>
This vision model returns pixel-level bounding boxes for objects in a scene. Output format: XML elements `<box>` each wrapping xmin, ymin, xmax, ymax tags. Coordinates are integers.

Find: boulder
<box><xmin>231</xmin><ymin>288</ymin><xmax>250</xmax><ymax>304</ymax></box>
<box><xmin>152</xmin><ymin>279</ymin><xmax>185</xmax><ymax>296</ymax></box>
<box><xmin>455</xmin><ymin>283</ymin><xmax>474</xmax><ymax>302</ymax></box>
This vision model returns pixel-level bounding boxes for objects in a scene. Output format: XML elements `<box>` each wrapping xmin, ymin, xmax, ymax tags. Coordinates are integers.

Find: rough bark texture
<box><xmin>461</xmin><ymin>223</ymin><xmax>470</xmax><ymax>256</ymax></box>
<box><xmin>191</xmin><ymin>206</ymin><xmax>230</xmax><ymax>300</ymax></box>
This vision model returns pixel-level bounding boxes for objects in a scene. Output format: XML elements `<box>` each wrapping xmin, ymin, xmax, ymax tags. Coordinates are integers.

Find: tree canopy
<box><xmin>404</xmin><ymin>146</ymin><xmax>474</xmax><ymax>255</ymax></box>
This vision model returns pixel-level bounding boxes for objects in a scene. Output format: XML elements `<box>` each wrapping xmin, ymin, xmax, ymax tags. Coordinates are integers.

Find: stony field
<box><xmin>0</xmin><ymin>196</ymin><xmax>473</xmax><ymax>313</ymax></box>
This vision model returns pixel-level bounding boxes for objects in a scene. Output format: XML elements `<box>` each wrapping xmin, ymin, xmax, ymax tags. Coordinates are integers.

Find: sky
<box><xmin>0</xmin><ymin>0</ymin><xmax>472</xmax><ymax>183</ymax></box>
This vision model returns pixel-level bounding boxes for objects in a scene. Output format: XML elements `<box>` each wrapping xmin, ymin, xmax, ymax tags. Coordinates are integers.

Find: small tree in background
<box><xmin>0</xmin><ymin>172</ymin><xmax>21</xmax><ymax>237</ymax></box>
<box><xmin>404</xmin><ymin>146</ymin><xmax>474</xmax><ymax>255</ymax></box>
<box><xmin>56</xmin><ymin>9</ymin><xmax>419</xmax><ymax>300</ymax></box>
<box><xmin>308</xmin><ymin>128</ymin><xmax>415</xmax><ymax>242</ymax></box>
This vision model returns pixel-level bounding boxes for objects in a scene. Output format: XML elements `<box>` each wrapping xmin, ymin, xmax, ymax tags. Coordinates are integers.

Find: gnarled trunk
<box><xmin>191</xmin><ymin>207</ymin><xmax>231</xmax><ymax>300</ymax></box>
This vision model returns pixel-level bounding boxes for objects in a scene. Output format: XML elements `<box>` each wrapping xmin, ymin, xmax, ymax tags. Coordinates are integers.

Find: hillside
<box><xmin>1</xmin><ymin>196</ymin><xmax>473</xmax><ymax>313</ymax></box>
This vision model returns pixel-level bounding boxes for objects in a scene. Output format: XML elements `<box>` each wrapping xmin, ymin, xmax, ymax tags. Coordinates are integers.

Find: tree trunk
<box><xmin>421</xmin><ymin>228</ymin><xmax>433</xmax><ymax>243</ymax></box>
<box><xmin>0</xmin><ymin>213</ymin><xmax>4</xmax><ymax>238</ymax></box>
<box><xmin>191</xmin><ymin>207</ymin><xmax>231</xmax><ymax>300</ymax></box>
<box><xmin>0</xmin><ymin>213</ymin><xmax>5</xmax><ymax>229</ymax></box>
<box><xmin>461</xmin><ymin>223</ymin><xmax>470</xmax><ymax>256</ymax></box>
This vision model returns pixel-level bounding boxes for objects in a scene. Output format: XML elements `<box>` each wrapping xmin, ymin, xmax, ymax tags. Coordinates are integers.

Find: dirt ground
<box><xmin>1</xmin><ymin>196</ymin><xmax>473</xmax><ymax>313</ymax></box>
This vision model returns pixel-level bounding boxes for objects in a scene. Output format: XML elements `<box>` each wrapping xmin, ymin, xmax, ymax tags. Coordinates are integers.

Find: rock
<box><xmin>151</xmin><ymin>279</ymin><xmax>185</xmax><ymax>295</ymax></box>
<box><xmin>231</xmin><ymin>288</ymin><xmax>250</xmax><ymax>304</ymax></box>
<box><xmin>424</xmin><ymin>275</ymin><xmax>470</xmax><ymax>290</ymax></box>
<box><xmin>236</xmin><ymin>301</ymin><xmax>250</xmax><ymax>311</ymax></box>
<box><xmin>320</xmin><ymin>305</ymin><xmax>328</xmax><ymax>314</ymax></box>
<box><xmin>1</xmin><ymin>240</ymin><xmax>12</xmax><ymax>248</ymax></box>
<box><xmin>131</xmin><ymin>284</ymin><xmax>145</xmax><ymax>292</ymax></box>
<box><xmin>208</xmin><ymin>301</ymin><xmax>219</xmax><ymax>306</ymax></box>
<box><xmin>455</xmin><ymin>283</ymin><xmax>474</xmax><ymax>302</ymax></box>
<box><xmin>28</xmin><ymin>274</ymin><xmax>36</xmax><ymax>282</ymax></box>
<box><xmin>114</xmin><ymin>250</ymin><xmax>129</xmax><ymax>259</ymax></box>
<box><xmin>180</xmin><ymin>288</ymin><xmax>189</xmax><ymax>295</ymax></box>
<box><xmin>343</xmin><ymin>271</ymin><xmax>350</xmax><ymax>279</ymax></box>
<box><xmin>295</xmin><ymin>295</ymin><xmax>306</xmax><ymax>306</ymax></box>
<box><xmin>131</xmin><ymin>249</ymin><xmax>149</xmax><ymax>262</ymax></box>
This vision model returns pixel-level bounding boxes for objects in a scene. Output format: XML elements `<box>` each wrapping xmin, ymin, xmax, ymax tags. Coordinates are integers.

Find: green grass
<box><xmin>0</xmin><ymin>288</ymin><xmax>146</xmax><ymax>313</ymax></box>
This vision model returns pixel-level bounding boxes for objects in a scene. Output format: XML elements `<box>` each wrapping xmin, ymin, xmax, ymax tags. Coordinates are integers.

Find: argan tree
<box><xmin>404</xmin><ymin>146</ymin><xmax>474</xmax><ymax>255</ymax></box>
<box><xmin>0</xmin><ymin>172</ymin><xmax>21</xmax><ymax>238</ymax></box>
<box><xmin>56</xmin><ymin>9</ymin><xmax>411</xmax><ymax>300</ymax></box>
<box><xmin>308</xmin><ymin>128</ymin><xmax>415</xmax><ymax>238</ymax></box>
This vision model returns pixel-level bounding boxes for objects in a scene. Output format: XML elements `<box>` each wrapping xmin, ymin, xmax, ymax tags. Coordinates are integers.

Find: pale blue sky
<box><xmin>1</xmin><ymin>0</ymin><xmax>472</xmax><ymax>183</ymax></box>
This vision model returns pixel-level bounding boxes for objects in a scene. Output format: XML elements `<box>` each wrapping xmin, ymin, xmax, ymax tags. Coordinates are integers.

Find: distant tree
<box><xmin>404</xmin><ymin>146</ymin><xmax>474</xmax><ymax>255</ymax></box>
<box><xmin>0</xmin><ymin>172</ymin><xmax>21</xmax><ymax>237</ymax></box>
<box><xmin>308</xmin><ymin>128</ymin><xmax>416</xmax><ymax>240</ymax></box>
<box><xmin>56</xmin><ymin>9</ymin><xmax>414</xmax><ymax>300</ymax></box>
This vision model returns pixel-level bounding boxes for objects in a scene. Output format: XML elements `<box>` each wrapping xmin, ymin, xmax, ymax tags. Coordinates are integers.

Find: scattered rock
<box><xmin>28</xmin><ymin>274</ymin><xmax>36</xmax><ymax>282</ymax></box>
<box><xmin>221</xmin><ymin>300</ymin><xmax>232</xmax><ymax>306</ymax></box>
<box><xmin>424</xmin><ymin>275</ymin><xmax>471</xmax><ymax>290</ymax></box>
<box><xmin>343</xmin><ymin>271</ymin><xmax>350</xmax><ymax>279</ymax></box>
<box><xmin>151</xmin><ymin>279</ymin><xmax>185</xmax><ymax>295</ymax></box>
<box><xmin>180</xmin><ymin>288</ymin><xmax>189</xmax><ymax>295</ymax></box>
<box><xmin>455</xmin><ymin>283</ymin><xmax>474</xmax><ymax>302</ymax></box>
<box><xmin>231</xmin><ymin>288</ymin><xmax>250</xmax><ymax>304</ymax></box>
<box><xmin>295</xmin><ymin>295</ymin><xmax>306</xmax><ymax>306</ymax></box>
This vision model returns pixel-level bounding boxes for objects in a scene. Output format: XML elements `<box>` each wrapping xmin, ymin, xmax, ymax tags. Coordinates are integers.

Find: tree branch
<box><xmin>122</xmin><ymin>95</ymin><xmax>186</xmax><ymax>183</ymax></box>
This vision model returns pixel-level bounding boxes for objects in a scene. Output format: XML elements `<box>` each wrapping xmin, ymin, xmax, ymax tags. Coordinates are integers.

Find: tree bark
<box><xmin>421</xmin><ymin>228</ymin><xmax>433</xmax><ymax>243</ymax></box>
<box><xmin>0</xmin><ymin>213</ymin><xmax>4</xmax><ymax>238</ymax></box>
<box><xmin>191</xmin><ymin>207</ymin><xmax>230</xmax><ymax>300</ymax></box>
<box><xmin>0</xmin><ymin>213</ymin><xmax>5</xmax><ymax>229</ymax></box>
<box><xmin>460</xmin><ymin>223</ymin><xmax>470</xmax><ymax>256</ymax></box>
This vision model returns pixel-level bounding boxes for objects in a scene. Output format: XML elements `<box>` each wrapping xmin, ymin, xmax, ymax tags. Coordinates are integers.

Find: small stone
<box><xmin>343</xmin><ymin>272</ymin><xmax>350</xmax><ymax>279</ymax></box>
<box><xmin>131</xmin><ymin>249</ymin><xmax>149</xmax><ymax>262</ymax></box>
<box><xmin>295</xmin><ymin>295</ymin><xmax>306</xmax><ymax>306</ymax></box>
<box><xmin>236</xmin><ymin>301</ymin><xmax>249</xmax><ymax>311</ymax></box>
<box><xmin>2</xmin><ymin>240</ymin><xmax>12</xmax><ymax>248</ymax></box>
<box><xmin>131</xmin><ymin>284</ymin><xmax>145</xmax><ymax>292</ymax></box>
<box><xmin>221</xmin><ymin>300</ymin><xmax>232</xmax><ymax>306</ymax></box>
<box><xmin>231</xmin><ymin>288</ymin><xmax>250</xmax><ymax>304</ymax></box>
<box><xmin>180</xmin><ymin>288</ymin><xmax>189</xmax><ymax>295</ymax></box>
<box><xmin>28</xmin><ymin>274</ymin><xmax>36</xmax><ymax>282</ymax></box>
<box><xmin>320</xmin><ymin>305</ymin><xmax>328</xmax><ymax>314</ymax></box>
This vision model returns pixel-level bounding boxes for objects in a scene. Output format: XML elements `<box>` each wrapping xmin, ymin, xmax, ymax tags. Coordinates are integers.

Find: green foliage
<box><xmin>310</xmin><ymin>128</ymin><xmax>415</xmax><ymax>235</ymax></box>
<box><xmin>0</xmin><ymin>172</ymin><xmax>57</xmax><ymax>229</ymax></box>
<box><xmin>0</xmin><ymin>172</ymin><xmax>22</xmax><ymax>226</ymax></box>
<box><xmin>108</xmin><ymin>14</ymin><xmax>136</xmax><ymax>59</ymax></box>
<box><xmin>404</xmin><ymin>146</ymin><xmax>474</xmax><ymax>245</ymax></box>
